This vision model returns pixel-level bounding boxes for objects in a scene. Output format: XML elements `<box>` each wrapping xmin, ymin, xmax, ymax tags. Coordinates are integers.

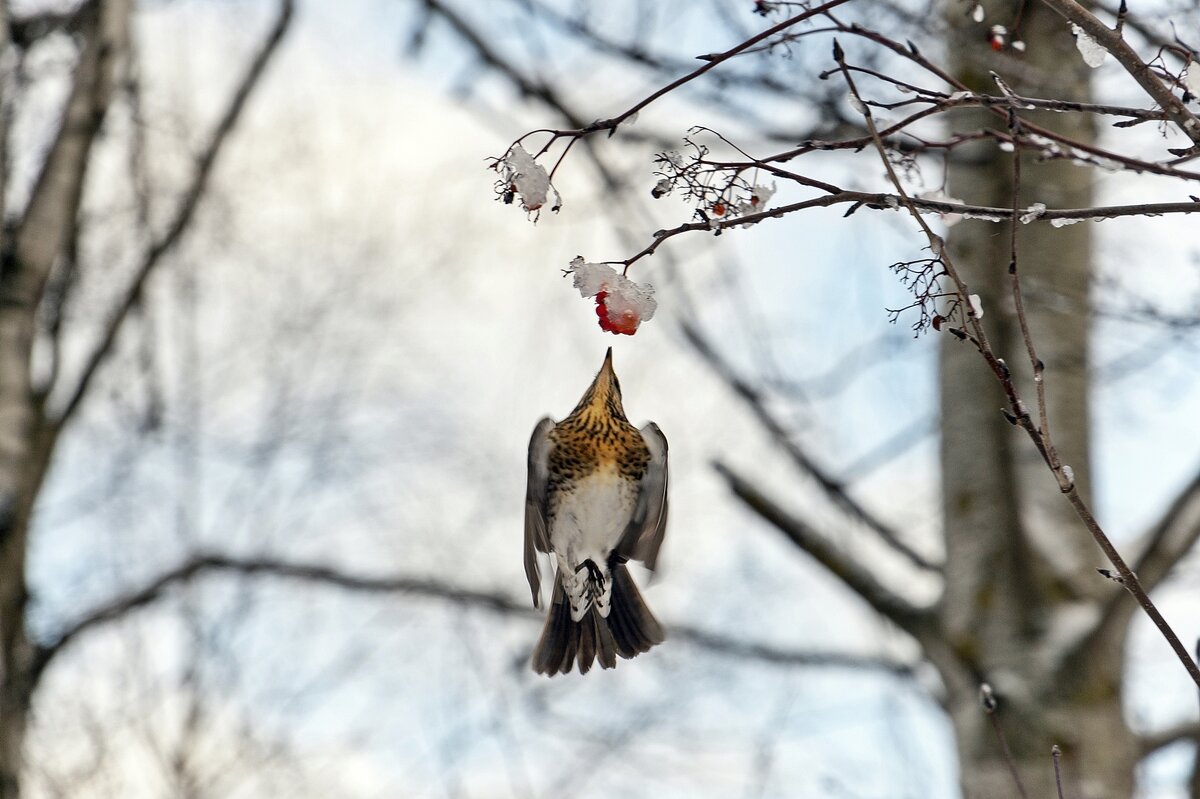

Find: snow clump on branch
<box><xmin>1186</xmin><ymin>61</ymin><xmax>1200</xmax><ymax>100</ymax></box>
<box><xmin>569</xmin><ymin>258</ymin><xmax>658</xmax><ymax>336</ymax></box>
<box><xmin>1070</xmin><ymin>24</ymin><xmax>1107</xmax><ymax>68</ymax></box>
<box><xmin>497</xmin><ymin>144</ymin><xmax>558</xmax><ymax>214</ymax></box>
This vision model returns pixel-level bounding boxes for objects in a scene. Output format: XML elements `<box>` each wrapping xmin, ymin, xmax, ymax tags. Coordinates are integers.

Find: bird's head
<box><xmin>569</xmin><ymin>348</ymin><xmax>628</xmax><ymax>422</ymax></box>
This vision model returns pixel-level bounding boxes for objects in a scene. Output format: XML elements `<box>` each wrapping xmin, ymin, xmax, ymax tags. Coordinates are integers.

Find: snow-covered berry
<box><xmin>500</xmin><ymin>144</ymin><xmax>553</xmax><ymax>212</ymax></box>
<box><xmin>569</xmin><ymin>258</ymin><xmax>658</xmax><ymax>336</ymax></box>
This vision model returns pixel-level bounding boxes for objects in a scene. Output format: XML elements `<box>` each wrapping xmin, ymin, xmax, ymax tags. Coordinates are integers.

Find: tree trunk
<box><xmin>0</xmin><ymin>2</ymin><xmax>129</xmax><ymax>794</ymax></box>
<box><xmin>940</xmin><ymin>3</ymin><xmax>1137</xmax><ymax>797</ymax></box>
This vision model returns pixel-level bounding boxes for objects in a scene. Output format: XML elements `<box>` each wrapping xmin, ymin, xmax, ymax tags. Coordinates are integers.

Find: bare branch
<box><xmin>1139</xmin><ymin>719</ymin><xmax>1200</xmax><ymax>758</ymax></box>
<box><xmin>8</xmin><ymin>3</ymin><xmax>94</xmax><ymax>50</ymax></box>
<box><xmin>1039</xmin><ymin>0</ymin><xmax>1200</xmax><ymax>145</ymax></box>
<box><xmin>419</xmin><ymin>0</ymin><xmax>591</xmax><ymax>130</ymax></box>
<box><xmin>683</xmin><ymin>322</ymin><xmax>940</xmax><ymax>573</ymax></box>
<box><xmin>12</xmin><ymin>0</ymin><xmax>121</xmax><ymax>304</ymax></box>
<box><xmin>52</xmin><ymin>0</ymin><xmax>295</xmax><ymax>429</ymax></box>
<box><xmin>1131</xmin><ymin>466</ymin><xmax>1200</xmax><ymax>593</ymax></box>
<box><xmin>28</xmin><ymin>552</ymin><xmax>916</xmax><ymax>685</ymax></box>
<box><xmin>713</xmin><ymin>460</ymin><xmax>932</xmax><ymax>636</ymax></box>
<box><xmin>834</xmin><ymin>36</ymin><xmax>1200</xmax><ymax>689</ymax></box>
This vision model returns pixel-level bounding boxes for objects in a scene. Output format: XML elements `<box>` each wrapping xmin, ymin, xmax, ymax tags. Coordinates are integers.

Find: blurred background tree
<box><xmin>2</xmin><ymin>1</ymin><xmax>1200</xmax><ymax>798</ymax></box>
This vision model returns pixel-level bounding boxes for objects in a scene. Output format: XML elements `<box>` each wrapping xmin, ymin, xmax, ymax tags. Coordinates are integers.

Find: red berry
<box><xmin>594</xmin><ymin>291</ymin><xmax>639</xmax><ymax>335</ymax></box>
<box><xmin>713</xmin><ymin>202</ymin><xmax>726</xmax><ymax>216</ymax></box>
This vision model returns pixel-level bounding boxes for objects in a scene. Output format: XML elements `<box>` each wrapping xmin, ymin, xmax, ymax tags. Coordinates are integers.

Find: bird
<box><xmin>524</xmin><ymin>347</ymin><xmax>668</xmax><ymax>675</ymax></box>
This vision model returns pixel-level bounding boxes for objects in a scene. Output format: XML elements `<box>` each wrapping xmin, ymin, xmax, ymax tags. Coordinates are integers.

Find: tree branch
<box><xmin>1139</xmin><ymin>718</ymin><xmax>1200</xmax><ymax>758</ymax></box>
<box><xmin>1132</xmin><ymin>465</ymin><xmax>1200</xmax><ymax>593</ymax></box>
<box><xmin>835</xmin><ymin>36</ymin><xmax>1200</xmax><ymax>689</ymax></box>
<box><xmin>713</xmin><ymin>460</ymin><xmax>932</xmax><ymax>636</ymax></box>
<box><xmin>52</xmin><ymin>0</ymin><xmax>295</xmax><ymax>429</ymax></box>
<box><xmin>11</xmin><ymin>0</ymin><xmax>118</xmax><ymax>306</ymax></box>
<box><xmin>1039</xmin><ymin>0</ymin><xmax>1200</xmax><ymax>145</ymax></box>
<box><xmin>8</xmin><ymin>3</ymin><xmax>95</xmax><ymax>49</ymax></box>
<box><xmin>683</xmin><ymin>322</ymin><xmax>940</xmax><ymax>574</ymax></box>
<box><xmin>29</xmin><ymin>552</ymin><xmax>916</xmax><ymax>686</ymax></box>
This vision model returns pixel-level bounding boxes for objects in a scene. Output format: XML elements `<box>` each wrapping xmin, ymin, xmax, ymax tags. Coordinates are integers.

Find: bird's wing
<box><xmin>524</xmin><ymin>417</ymin><xmax>555</xmax><ymax>608</ymax></box>
<box><xmin>618</xmin><ymin>422</ymin><xmax>669</xmax><ymax>571</ymax></box>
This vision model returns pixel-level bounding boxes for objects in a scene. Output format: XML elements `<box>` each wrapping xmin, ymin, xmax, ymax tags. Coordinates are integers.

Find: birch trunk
<box><xmin>0</xmin><ymin>3</ymin><xmax>129</xmax><ymax>794</ymax></box>
<box><xmin>940</xmin><ymin>3</ymin><xmax>1137</xmax><ymax>796</ymax></box>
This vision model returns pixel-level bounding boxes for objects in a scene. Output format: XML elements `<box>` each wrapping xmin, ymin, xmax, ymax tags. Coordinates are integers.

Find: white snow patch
<box><xmin>737</xmin><ymin>183</ymin><xmax>776</xmax><ymax>217</ymax></box>
<box><xmin>1050</xmin><ymin>217</ymin><xmax>1083</xmax><ymax>228</ymax></box>
<box><xmin>503</xmin><ymin>144</ymin><xmax>551</xmax><ymax>211</ymax></box>
<box><xmin>917</xmin><ymin>188</ymin><xmax>965</xmax><ymax>226</ymax></box>
<box><xmin>847</xmin><ymin>91</ymin><xmax>866</xmax><ymax>115</ymax></box>
<box><xmin>1019</xmin><ymin>202</ymin><xmax>1047</xmax><ymax>224</ymax></box>
<box><xmin>1071</xmin><ymin>24</ymin><xmax>1107</xmax><ymax>68</ymax></box>
<box><xmin>1186</xmin><ymin>62</ymin><xmax>1200</xmax><ymax>98</ymax></box>
<box><xmin>968</xmin><ymin>293</ymin><xmax>984</xmax><ymax>319</ymax></box>
<box><xmin>568</xmin><ymin>258</ymin><xmax>658</xmax><ymax>323</ymax></box>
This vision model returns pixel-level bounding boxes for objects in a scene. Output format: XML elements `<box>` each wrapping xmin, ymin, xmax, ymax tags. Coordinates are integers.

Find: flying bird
<box><xmin>524</xmin><ymin>348</ymin><xmax>668</xmax><ymax>675</ymax></box>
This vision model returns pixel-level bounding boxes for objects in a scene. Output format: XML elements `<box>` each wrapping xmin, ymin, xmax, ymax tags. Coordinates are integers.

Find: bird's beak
<box><xmin>590</xmin><ymin>347</ymin><xmax>618</xmax><ymax>398</ymax></box>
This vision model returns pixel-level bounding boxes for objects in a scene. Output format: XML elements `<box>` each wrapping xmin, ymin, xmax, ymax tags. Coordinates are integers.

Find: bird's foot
<box><xmin>575</xmin><ymin>559</ymin><xmax>604</xmax><ymax>593</ymax></box>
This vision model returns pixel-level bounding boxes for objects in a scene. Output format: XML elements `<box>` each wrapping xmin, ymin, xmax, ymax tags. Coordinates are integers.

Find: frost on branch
<box><xmin>569</xmin><ymin>258</ymin><xmax>658</xmax><ymax>336</ymax></box>
<box><xmin>1070</xmin><ymin>24</ymin><xmax>1107</xmax><ymax>69</ymax></box>
<box><xmin>737</xmin><ymin>183</ymin><xmax>776</xmax><ymax>217</ymax></box>
<box><xmin>494</xmin><ymin>144</ymin><xmax>559</xmax><ymax>216</ymax></box>
<box><xmin>917</xmin><ymin>188</ymin><xmax>965</xmax><ymax>227</ymax></box>
<box><xmin>1019</xmin><ymin>203</ymin><xmax>1047</xmax><ymax>224</ymax></box>
<box><xmin>651</xmin><ymin>137</ymin><xmax>780</xmax><ymax>230</ymax></box>
<box><xmin>1185</xmin><ymin>62</ymin><xmax>1200</xmax><ymax>100</ymax></box>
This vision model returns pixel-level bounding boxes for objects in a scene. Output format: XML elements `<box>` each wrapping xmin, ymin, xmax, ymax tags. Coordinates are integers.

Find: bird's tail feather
<box><xmin>608</xmin><ymin>562</ymin><xmax>665</xmax><ymax>658</ymax></box>
<box><xmin>531</xmin><ymin>566</ymin><xmax>663</xmax><ymax>676</ymax></box>
<box><xmin>532</xmin><ymin>579</ymin><xmax>575</xmax><ymax>675</ymax></box>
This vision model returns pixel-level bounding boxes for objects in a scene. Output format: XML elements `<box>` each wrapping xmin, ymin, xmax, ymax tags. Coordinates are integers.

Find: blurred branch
<box><xmin>713</xmin><ymin>461</ymin><xmax>933</xmax><ymax>637</ymax></box>
<box><xmin>1077</xmin><ymin>465</ymin><xmax>1200</xmax><ymax>663</ymax></box>
<box><xmin>8</xmin><ymin>3</ymin><xmax>94</xmax><ymax>49</ymax></box>
<box><xmin>1131</xmin><ymin>466</ymin><xmax>1200</xmax><ymax>593</ymax></box>
<box><xmin>29</xmin><ymin>552</ymin><xmax>916</xmax><ymax>685</ymax></box>
<box><xmin>418</xmin><ymin>0</ymin><xmax>590</xmax><ymax>129</ymax></box>
<box><xmin>1139</xmin><ymin>718</ymin><xmax>1200</xmax><ymax>757</ymax></box>
<box><xmin>684</xmin><ymin>323</ymin><xmax>939</xmax><ymax>573</ymax></box>
<box><xmin>12</xmin><ymin>0</ymin><xmax>115</xmax><ymax>311</ymax></box>
<box><xmin>1092</xmin><ymin>0</ymin><xmax>1197</xmax><ymax>62</ymax></box>
<box><xmin>52</xmin><ymin>0</ymin><xmax>295</xmax><ymax>430</ymax></box>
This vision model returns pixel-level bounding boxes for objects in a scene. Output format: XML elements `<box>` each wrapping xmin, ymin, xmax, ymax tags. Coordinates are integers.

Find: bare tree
<box><xmin>437</xmin><ymin>1</ymin><xmax>1200</xmax><ymax>796</ymax></box>
<box><xmin>0</xmin><ymin>1</ymin><xmax>293</xmax><ymax>795</ymax></box>
<box><xmin>8</xmin><ymin>2</ymin><xmax>1200</xmax><ymax>796</ymax></box>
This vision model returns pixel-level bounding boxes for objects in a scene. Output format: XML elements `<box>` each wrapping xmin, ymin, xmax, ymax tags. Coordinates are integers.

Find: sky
<box><xmin>13</xmin><ymin>1</ymin><xmax>1200</xmax><ymax>797</ymax></box>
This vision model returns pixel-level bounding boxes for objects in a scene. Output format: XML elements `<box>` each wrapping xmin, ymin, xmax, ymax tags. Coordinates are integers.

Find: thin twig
<box><xmin>834</xmin><ymin>37</ymin><xmax>1200</xmax><ymax>689</ymax></box>
<box><xmin>980</xmin><ymin>683</ymin><xmax>1032</xmax><ymax>799</ymax></box>
<box><xmin>1051</xmin><ymin>745</ymin><xmax>1065</xmax><ymax>799</ymax></box>
<box><xmin>1007</xmin><ymin>111</ymin><xmax>1056</xmax><ymax>462</ymax></box>
<box><xmin>1039</xmin><ymin>0</ymin><xmax>1200</xmax><ymax>145</ymax></box>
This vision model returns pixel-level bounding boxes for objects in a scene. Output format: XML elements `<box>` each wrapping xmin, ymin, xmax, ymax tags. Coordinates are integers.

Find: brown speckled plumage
<box><xmin>524</xmin><ymin>348</ymin><xmax>669</xmax><ymax>676</ymax></box>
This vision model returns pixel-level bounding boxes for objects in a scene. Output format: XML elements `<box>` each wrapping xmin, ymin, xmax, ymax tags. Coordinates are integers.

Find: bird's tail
<box><xmin>607</xmin><ymin>561</ymin><xmax>665</xmax><ymax>659</ymax></box>
<box><xmin>531</xmin><ymin>564</ymin><xmax>665</xmax><ymax>676</ymax></box>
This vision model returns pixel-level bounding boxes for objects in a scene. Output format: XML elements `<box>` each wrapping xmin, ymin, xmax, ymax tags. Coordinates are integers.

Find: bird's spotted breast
<box><xmin>547</xmin><ymin>415</ymin><xmax>649</xmax><ymax>486</ymax></box>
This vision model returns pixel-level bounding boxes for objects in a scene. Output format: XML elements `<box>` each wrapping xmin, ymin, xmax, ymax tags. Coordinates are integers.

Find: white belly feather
<box><xmin>550</xmin><ymin>464</ymin><xmax>638</xmax><ymax>621</ymax></box>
